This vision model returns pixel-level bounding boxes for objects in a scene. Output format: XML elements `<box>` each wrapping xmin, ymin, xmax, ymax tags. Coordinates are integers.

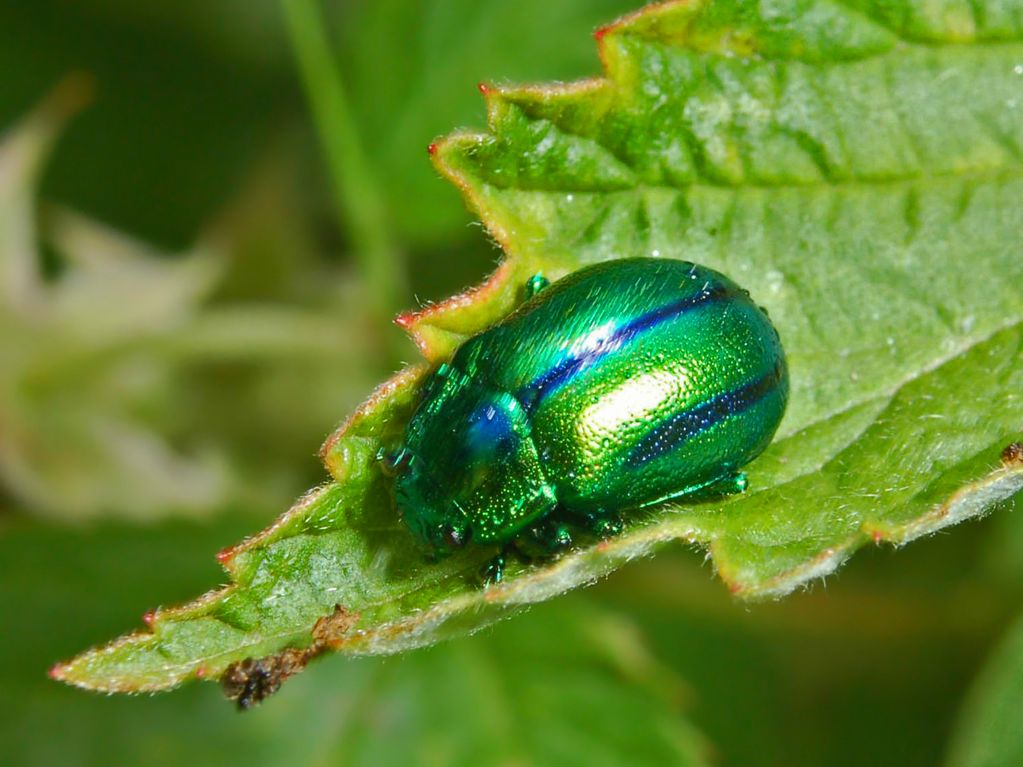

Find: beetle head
<box><xmin>392</xmin><ymin>367</ymin><xmax>555</xmax><ymax>555</ymax></box>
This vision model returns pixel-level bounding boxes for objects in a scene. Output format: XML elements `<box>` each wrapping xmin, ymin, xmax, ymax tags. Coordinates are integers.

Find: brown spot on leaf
<box><xmin>221</xmin><ymin>605</ymin><xmax>360</xmax><ymax>710</ymax></box>
<box><xmin>1001</xmin><ymin>442</ymin><xmax>1023</xmax><ymax>467</ymax></box>
<box><xmin>311</xmin><ymin>603</ymin><xmax>361</xmax><ymax>648</ymax></box>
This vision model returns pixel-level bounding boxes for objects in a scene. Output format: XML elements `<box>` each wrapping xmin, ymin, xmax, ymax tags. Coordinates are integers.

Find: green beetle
<box><xmin>389</xmin><ymin>258</ymin><xmax>788</xmax><ymax>582</ymax></box>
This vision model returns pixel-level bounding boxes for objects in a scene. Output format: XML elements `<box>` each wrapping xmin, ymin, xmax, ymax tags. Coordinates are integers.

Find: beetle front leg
<box><xmin>479</xmin><ymin>549</ymin><xmax>508</xmax><ymax>586</ymax></box>
<box><xmin>517</xmin><ymin>518</ymin><xmax>573</xmax><ymax>560</ymax></box>
<box><xmin>689</xmin><ymin>471</ymin><xmax>749</xmax><ymax>500</ymax></box>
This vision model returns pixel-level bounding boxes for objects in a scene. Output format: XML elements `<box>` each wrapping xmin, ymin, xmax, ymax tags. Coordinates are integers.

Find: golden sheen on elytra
<box><xmin>385</xmin><ymin>258</ymin><xmax>788</xmax><ymax>583</ymax></box>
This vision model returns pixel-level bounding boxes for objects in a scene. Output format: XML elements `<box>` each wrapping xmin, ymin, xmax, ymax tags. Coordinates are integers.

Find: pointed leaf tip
<box><xmin>215</xmin><ymin>546</ymin><xmax>234</xmax><ymax>566</ymax></box>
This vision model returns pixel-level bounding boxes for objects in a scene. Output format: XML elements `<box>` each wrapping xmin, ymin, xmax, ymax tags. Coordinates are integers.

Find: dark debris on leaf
<box><xmin>221</xmin><ymin>604</ymin><xmax>360</xmax><ymax>710</ymax></box>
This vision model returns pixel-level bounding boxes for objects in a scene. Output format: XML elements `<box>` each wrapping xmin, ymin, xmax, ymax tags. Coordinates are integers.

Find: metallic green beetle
<box><xmin>389</xmin><ymin>258</ymin><xmax>788</xmax><ymax>582</ymax></box>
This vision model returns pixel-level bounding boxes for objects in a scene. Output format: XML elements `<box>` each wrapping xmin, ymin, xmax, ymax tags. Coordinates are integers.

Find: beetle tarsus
<box><xmin>524</xmin><ymin>273</ymin><xmax>550</xmax><ymax>298</ymax></box>
<box><xmin>704</xmin><ymin>471</ymin><xmax>748</xmax><ymax>497</ymax></box>
<box><xmin>479</xmin><ymin>551</ymin><xmax>507</xmax><ymax>586</ymax></box>
<box><xmin>517</xmin><ymin>518</ymin><xmax>574</xmax><ymax>558</ymax></box>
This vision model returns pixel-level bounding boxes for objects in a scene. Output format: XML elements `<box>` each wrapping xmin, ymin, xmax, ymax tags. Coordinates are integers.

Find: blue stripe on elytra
<box><xmin>517</xmin><ymin>281</ymin><xmax>736</xmax><ymax>412</ymax></box>
<box><xmin>625</xmin><ymin>362</ymin><xmax>783</xmax><ymax>468</ymax></box>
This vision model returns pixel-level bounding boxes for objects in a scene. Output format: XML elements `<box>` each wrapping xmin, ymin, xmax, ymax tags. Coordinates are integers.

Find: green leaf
<box><xmin>55</xmin><ymin>0</ymin><xmax>1023</xmax><ymax>696</ymax></box>
<box><xmin>0</xmin><ymin>2</ymin><xmax>293</xmax><ymax>249</ymax></box>
<box><xmin>947</xmin><ymin>612</ymin><xmax>1023</xmax><ymax>767</ymax></box>
<box><xmin>3</xmin><ymin>517</ymin><xmax>706</xmax><ymax>766</ymax></box>
<box><xmin>0</xmin><ymin>83</ymin><xmax>226</xmax><ymax>519</ymax></box>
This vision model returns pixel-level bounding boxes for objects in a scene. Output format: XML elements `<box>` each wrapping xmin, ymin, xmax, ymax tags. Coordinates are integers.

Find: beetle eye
<box><xmin>378</xmin><ymin>448</ymin><xmax>412</xmax><ymax>476</ymax></box>
<box><xmin>442</xmin><ymin>525</ymin><xmax>469</xmax><ymax>549</ymax></box>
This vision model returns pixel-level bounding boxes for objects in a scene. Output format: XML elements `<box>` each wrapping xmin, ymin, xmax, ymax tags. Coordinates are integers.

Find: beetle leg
<box><xmin>724</xmin><ymin>471</ymin><xmax>750</xmax><ymax>495</ymax></box>
<box><xmin>519</xmin><ymin>518</ymin><xmax>573</xmax><ymax>557</ymax></box>
<box><xmin>479</xmin><ymin>550</ymin><xmax>507</xmax><ymax>586</ymax></box>
<box><xmin>688</xmin><ymin>471</ymin><xmax>749</xmax><ymax>500</ymax></box>
<box><xmin>524</xmin><ymin>273</ymin><xmax>550</xmax><ymax>298</ymax></box>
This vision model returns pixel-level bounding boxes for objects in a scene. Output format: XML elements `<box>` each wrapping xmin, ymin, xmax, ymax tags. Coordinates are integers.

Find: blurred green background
<box><xmin>2</xmin><ymin>1</ymin><xmax>1022</xmax><ymax>765</ymax></box>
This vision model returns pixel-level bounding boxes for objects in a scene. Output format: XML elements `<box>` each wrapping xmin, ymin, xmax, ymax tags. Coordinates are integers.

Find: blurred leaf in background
<box><xmin>334</xmin><ymin>0</ymin><xmax>649</xmax><ymax>251</ymax></box>
<box><xmin>0</xmin><ymin>1</ymin><xmax>294</xmax><ymax>251</ymax></box>
<box><xmin>0</xmin><ymin>87</ymin><xmax>377</xmax><ymax>521</ymax></box>
<box><xmin>0</xmin><ymin>0</ymin><xmax>639</xmax><ymax>298</ymax></box>
<box><xmin>0</xmin><ymin>83</ymin><xmax>230</xmax><ymax>519</ymax></box>
<box><xmin>949</xmin><ymin>611</ymin><xmax>1023</xmax><ymax>767</ymax></box>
